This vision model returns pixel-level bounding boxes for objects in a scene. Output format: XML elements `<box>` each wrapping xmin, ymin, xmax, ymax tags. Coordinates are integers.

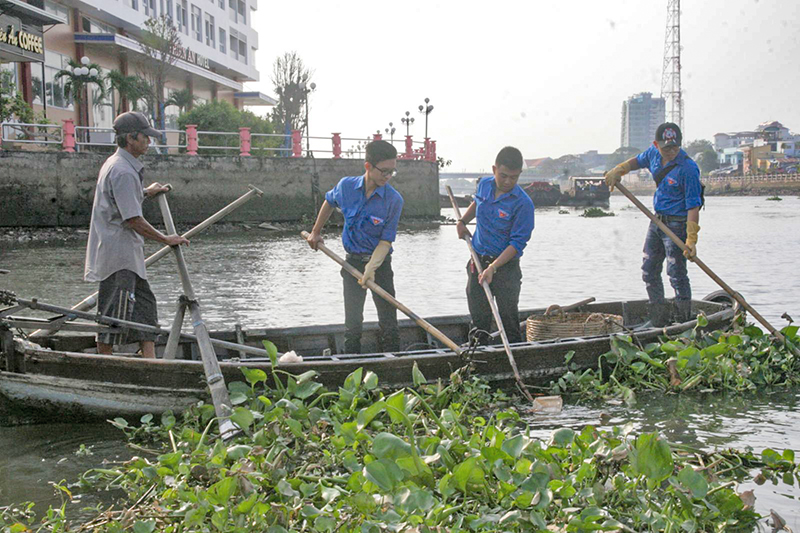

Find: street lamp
<box><xmin>418</xmin><ymin>97</ymin><xmax>434</xmax><ymax>139</ymax></box>
<box><xmin>299</xmin><ymin>81</ymin><xmax>316</xmax><ymax>153</ymax></box>
<box><xmin>384</xmin><ymin>122</ymin><xmax>396</xmax><ymax>144</ymax></box>
<box><xmin>401</xmin><ymin>111</ymin><xmax>415</xmax><ymax>136</ymax></box>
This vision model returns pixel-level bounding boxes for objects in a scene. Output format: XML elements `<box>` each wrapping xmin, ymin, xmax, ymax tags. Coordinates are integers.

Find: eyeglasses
<box><xmin>372</xmin><ymin>165</ymin><xmax>397</xmax><ymax>178</ymax></box>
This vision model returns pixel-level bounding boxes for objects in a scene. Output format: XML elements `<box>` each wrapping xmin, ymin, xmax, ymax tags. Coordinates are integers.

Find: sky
<box><xmin>248</xmin><ymin>0</ymin><xmax>800</xmax><ymax>172</ymax></box>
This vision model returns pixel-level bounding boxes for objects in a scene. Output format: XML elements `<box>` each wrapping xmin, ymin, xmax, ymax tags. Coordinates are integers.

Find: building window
<box><xmin>43</xmin><ymin>51</ymin><xmax>73</xmax><ymax>110</ymax></box>
<box><xmin>176</xmin><ymin>0</ymin><xmax>188</xmax><ymax>34</ymax></box>
<box><xmin>123</xmin><ymin>0</ymin><xmax>139</xmax><ymax>10</ymax></box>
<box><xmin>164</xmin><ymin>0</ymin><xmax>173</xmax><ymax>19</ymax></box>
<box><xmin>229</xmin><ymin>29</ymin><xmax>247</xmax><ymax>63</ymax></box>
<box><xmin>204</xmin><ymin>13</ymin><xmax>215</xmax><ymax>47</ymax></box>
<box><xmin>219</xmin><ymin>27</ymin><xmax>226</xmax><ymax>53</ymax></box>
<box><xmin>143</xmin><ymin>0</ymin><xmax>156</xmax><ymax>17</ymax></box>
<box><xmin>191</xmin><ymin>5</ymin><xmax>202</xmax><ymax>42</ymax></box>
<box><xmin>228</xmin><ymin>0</ymin><xmax>236</xmax><ymax>22</ymax></box>
<box><xmin>237</xmin><ymin>0</ymin><xmax>245</xmax><ymax>25</ymax></box>
<box><xmin>218</xmin><ymin>0</ymin><xmax>224</xmax><ymax>8</ymax></box>
<box><xmin>43</xmin><ymin>0</ymin><xmax>70</xmax><ymax>24</ymax></box>
<box><xmin>82</xmin><ymin>17</ymin><xmax>116</xmax><ymax>34</ymax></box>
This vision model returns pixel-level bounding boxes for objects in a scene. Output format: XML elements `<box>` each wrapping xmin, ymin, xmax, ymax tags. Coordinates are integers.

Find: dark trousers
<box><xmin>642</xmin><ymin>218</ymin><xmax>691</xmax><ymax>304</ymax></box>
<box><xmin>341</xmin><ymin>255</ymin><xmax>400</xmax><ymax>354</ymax></box>
<box><xmin>466</xmin><ymin>257</ymin><xmax>523</xmax><ymax>344</ymax></box>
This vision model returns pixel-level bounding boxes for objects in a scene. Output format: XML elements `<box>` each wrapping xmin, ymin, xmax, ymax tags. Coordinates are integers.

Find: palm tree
<box><xmin>107</xmin><ymin>69</ymin><xmax>150</xmax><ymax>115</ymax></box>
<box><xmin>165</xmin><ymin>88</ymin><xmax>197</xmax><ymax>115</ymax></box>
<box><xmin>56</xmin><ymin>59</ymin><xmax>106</xmax><ymax>131</ymax></box>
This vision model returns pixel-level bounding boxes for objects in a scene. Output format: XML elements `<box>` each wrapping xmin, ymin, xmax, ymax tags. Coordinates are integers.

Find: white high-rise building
<box><xmin>620</xmin><ymin>92</ymin><xmax>666</xmax><ymax>152</ymax></box>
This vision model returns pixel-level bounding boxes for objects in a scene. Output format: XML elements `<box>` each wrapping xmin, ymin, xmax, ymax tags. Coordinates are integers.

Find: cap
<box><xmin>655</xmin><ymin>122</ymin><xmax>682</xmax><ymax>147</ymax></box>
<box><xmin>113</xmin><ymin>111</ymin><xmax>160</xmax><ymax>138</ymax></box>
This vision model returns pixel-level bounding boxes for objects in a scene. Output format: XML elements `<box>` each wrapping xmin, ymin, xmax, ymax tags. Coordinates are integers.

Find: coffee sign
<box><xmin>0</xmin><ymin>15</ymin><xmax>45</xmax><ymax>61</ymax></box>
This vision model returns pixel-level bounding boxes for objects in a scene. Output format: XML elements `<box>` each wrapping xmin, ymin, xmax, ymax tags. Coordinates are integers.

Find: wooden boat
<box><xmin>522</xmin><ymin>181</ymin><xmax>562</xmax><ymax>206</ymax></box>
<box><xmin>0</xmin><ymin>295</ymin><xmax>735</xmax><ymax>421</ymax></box>
<box><xmin>559</xmin><ymin>176</ymin><xmax>611</xmax><ymax>206</ymax></box>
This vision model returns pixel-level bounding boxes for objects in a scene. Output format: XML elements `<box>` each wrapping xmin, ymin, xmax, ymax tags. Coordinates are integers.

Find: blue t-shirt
<box><xmin>471</xmin><ymin>177</ymin><xmax>535</xmax><ymax>257</ymax></box>
<box><xmin>636</xmin><ymin>146</ymin><xmax>702</xmax><ymax>216</ymax></box>
<box><xmin>325</xmin><ymin>175</ymin><xmax>404</xmax><ymax>255</ymax></box>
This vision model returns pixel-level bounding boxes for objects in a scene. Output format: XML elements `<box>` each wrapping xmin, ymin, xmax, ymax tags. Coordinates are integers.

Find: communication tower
<box><xmin>661</xmin><ymin>0</ymin><xmax>683</xmax><ymax>131</ymax></box>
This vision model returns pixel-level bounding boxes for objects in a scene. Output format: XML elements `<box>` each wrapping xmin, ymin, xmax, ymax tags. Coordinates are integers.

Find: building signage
<box><xmin>177</xmin><ymin>46</ymin><xmax>210</xmax><ymax>70</ymax></box>
<box><xmin>0</xmin><ymin>15</ymin><xmax>45</xmax><ymax>62</ymax></box>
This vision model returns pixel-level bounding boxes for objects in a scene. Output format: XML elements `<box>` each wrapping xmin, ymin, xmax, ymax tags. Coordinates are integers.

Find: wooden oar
<box><xmin>300</xmin><ymin>231</ymin><xmax>462</xmax><ymax>355</ymax></box>
<box><xmin>615</xmin><ymin>182</ymin><xmax>798</xmax><ymax>354</ymax></box>
<box><xmin>30</xmin><ymin>186</ymin><xmax>263</xmax><ymax>337</ymax></box>
<box><xmin>446</xmin><ymin>186</ymin><xmax>535</xmax><ymax>403</ymax></box>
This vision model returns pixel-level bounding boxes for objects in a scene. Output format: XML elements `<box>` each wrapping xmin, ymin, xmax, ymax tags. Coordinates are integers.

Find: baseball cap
<box><xmin>655</xmin><ymin>122</ymin><xmax>682</xmax><ymax>147</ymax></box>
<box><xmin>113</xmin><ymin>111</ymin><xmax>161</xmax><ymax>138</ymax></box>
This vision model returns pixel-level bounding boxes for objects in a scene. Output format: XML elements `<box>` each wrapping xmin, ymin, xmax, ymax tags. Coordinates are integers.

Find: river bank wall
<box><xmin>0</xmin><ymin>151</ymin><xmax>439</xmax><ymax>227</ymax></box>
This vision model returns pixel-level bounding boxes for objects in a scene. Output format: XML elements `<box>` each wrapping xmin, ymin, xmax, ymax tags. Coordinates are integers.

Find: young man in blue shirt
<box><xmin>306</xmin><ymin>140</ymin><xmax>404</xmax><ymax>353</ymax></box>
<box><xmin>605</xmin><ymin>123</ymin><xmax>703</xmax><ymax>326</ymax></box>
<box><xmin>456</xmin><ymin>146</ymin><xmax>535</xmax><ymax>344</ymax></box>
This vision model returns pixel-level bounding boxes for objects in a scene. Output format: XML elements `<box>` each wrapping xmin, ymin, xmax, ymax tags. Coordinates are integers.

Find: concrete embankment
<box><xmin>0</xmin><ymin>151</ymin><xmax>439</xmax><ymax>227</ymax></box>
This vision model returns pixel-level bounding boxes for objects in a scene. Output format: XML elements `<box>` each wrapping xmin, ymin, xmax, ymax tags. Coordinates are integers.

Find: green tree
<box><xmin>107</xmin><ymin>69</ymin><xmax>150</xmax><ymax>114</ymax></box>
<box><xmin>0</xmin><ymin>70</ymin><xmax>33</xmax><ymax>124</ymax></box>
<box><xmin>177</xmin><ymin>100</ymin><xmax>281</xmax><ymax>155</ymax></box>
<box><xmin>606</xmin><ymin>146</ymin><xmax>640</xmax><ymax>170</ymax></box>
<box><xmin>695</xmin><ymin>148</ymin><xmax>719</xmax><ymax>175</ymax></box>
<box><xmin>684</xmin><ymin>139</ymin><xmax>713</xmax><ymax>158</ymax></box>
<box><xmin>166</xmin><ymin>88</ymin><xmax>196</xmax><ymax>115</ymax></box>
<box><xmin>56</xmin><ymin>59</ymin><xmax>106</xmax><ymax>128</ymax></box>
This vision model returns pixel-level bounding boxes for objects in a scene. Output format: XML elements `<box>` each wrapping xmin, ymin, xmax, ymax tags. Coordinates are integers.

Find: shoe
<box><xmin>673</xmin><ymin>299</ymin><xmax>693</xmax><ymax>323</ymax></box>
<box><xmin>646</xmin><ymin>302</ymin><xmax>671</xmax><ymax>328</ymax></box>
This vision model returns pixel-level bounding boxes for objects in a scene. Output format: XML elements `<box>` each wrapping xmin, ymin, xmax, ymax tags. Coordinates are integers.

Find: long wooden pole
<box><xmin>300</xmin><ymin>231</ymin><xmax>462</xmax><ymax>355</ymax></box>
<box><xmin>615</xmin><ymin>183</ymin><xmax>796</xmax><ymax>351</ymax></box>
<box><xmin>446</xmin><ymin>186</ymin><xmax>535</xmax><ymax>402</ymax></box>
<box><xmin>30</xmin><ymin>186</ymin><xmax>264</xmax><ymax>337</ymax></box>
<box><xmin>157</xmin><ymin>192</ymin><xmax>237</xmax><ymax>439</ymax></box>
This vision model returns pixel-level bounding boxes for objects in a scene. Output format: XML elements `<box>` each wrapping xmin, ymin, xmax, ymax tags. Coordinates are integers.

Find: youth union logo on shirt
<box><xmin>498</xmin><ymin>209</ymin><xmax>510</xmax><ymax>219</ymax></box>
<box><xmin>370</xmin><ymin>216</ymin><xmax>384</xmax><ymax>225</ymax></box>
<box><xmin>667</xmin><ymin>177</ymin><xmax>677</xmax><ymax>186</ymax></box>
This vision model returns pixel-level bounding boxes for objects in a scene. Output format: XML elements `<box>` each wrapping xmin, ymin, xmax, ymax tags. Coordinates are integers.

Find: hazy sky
<box><xmin>249</xmin><ymin>0</ymin><xmax>800</xmax><ymax>172</ymax></box>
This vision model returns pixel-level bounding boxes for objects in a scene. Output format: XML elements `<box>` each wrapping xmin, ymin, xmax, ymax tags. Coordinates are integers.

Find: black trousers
<box><xmin>341</xmin><ymin>255</ymin><xmax>400</xmax><ymax>354</ymax></box>
<box><xmin>466</xmin><ymin>257</ymin><xmax>523</xmax><ymax>344</ymax></box>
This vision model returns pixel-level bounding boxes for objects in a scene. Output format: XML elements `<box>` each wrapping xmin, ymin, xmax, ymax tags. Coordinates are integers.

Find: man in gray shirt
<box><xmin>84</xmin><ymin>111</ymin><xmax>189</xmax><ymax>358</ymax></box>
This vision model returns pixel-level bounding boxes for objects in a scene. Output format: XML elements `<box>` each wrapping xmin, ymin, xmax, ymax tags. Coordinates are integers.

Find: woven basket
<box><xmin>526</xmin><ymin>311</ymin><xmax>623</xmax><ymax>341</ymax></box>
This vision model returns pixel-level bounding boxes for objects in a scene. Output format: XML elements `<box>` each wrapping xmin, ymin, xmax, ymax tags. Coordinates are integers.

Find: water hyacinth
<box><xmin>2</xmin><ymin>361</ymin><xmax>796</xmax><ymax>532</ymax></box>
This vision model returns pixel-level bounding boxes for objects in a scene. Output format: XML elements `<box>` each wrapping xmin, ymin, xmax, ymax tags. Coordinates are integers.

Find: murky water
<box><xmin>1</xmin><ymin>194</ymin><xmax>799</xmax><ymax>526</ymax></box>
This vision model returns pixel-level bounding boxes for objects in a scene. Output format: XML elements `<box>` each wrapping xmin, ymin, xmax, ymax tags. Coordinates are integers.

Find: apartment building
<box><xmin>620</xmin><ymin>92</ymin><xmax>666</xmax><ymax>152</ymax></box>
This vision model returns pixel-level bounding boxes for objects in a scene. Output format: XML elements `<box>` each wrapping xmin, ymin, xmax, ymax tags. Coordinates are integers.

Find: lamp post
<box><xmin>299</xmin><ymin>81</ymin><xmax>316</xmax><ymax>153</ymax></box>
<box><xmin>401</xmin><ymin>111</ymin><xmax>415</xmax><ymax>136</ymax></box>
<box><xmin>418</xmin><ymin>97</ymin><xmax>434</xmax><ymax>139</ymax></box>
<box><xmin>384</xmin><ymin>122</ymin><xmax>396</xmax><ymax>144</ymax></box>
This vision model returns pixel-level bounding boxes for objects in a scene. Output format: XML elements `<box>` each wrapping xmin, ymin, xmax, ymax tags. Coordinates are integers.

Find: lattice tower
<box><xmin>661</xmin><ymin>0</ymin><xmax>683</xmax><ymax>132</ymax></box>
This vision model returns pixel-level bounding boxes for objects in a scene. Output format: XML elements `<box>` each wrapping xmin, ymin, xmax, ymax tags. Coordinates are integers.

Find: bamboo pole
<box><xmin>446</xmin><ymin>186</ymin><xmax>535</xmax><ymax>402</ymax></box>
<box><xmin>157</xmin><ymin>192</ymin><xmax>237</xmax><ymax>439</ymax></box>
<box><xmin>615</xmin><ymin>182</ymin><xmax>797</xmax><ymax>354</ymax></box>
<box><xmin>30</xmin><ymin>186</ymin><xmax>263</xmax><ymax>337</ymax></box>
<box><xmin>300</xmin><ymin>231</ymin><xmax>462</xmax><ymax>355</ymax></box>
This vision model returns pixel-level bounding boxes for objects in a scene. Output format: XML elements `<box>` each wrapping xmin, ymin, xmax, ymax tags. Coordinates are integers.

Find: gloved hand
<box><xmin>683</xmin><ymin>221</ymin><xmax>700</xmax><ymax>261</ymax></box>
<box><xmin>359</xmin><ymin>240</ymin><xmax>391</xmax><ymax>288</ymax></box>
<box><xmin>604</xmin><ymin>161</ymin><xmax>632</xmax><ymax>191</ymax></box>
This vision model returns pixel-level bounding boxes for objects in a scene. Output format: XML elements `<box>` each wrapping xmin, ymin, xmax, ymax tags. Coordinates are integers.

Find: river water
<box><xmin>1</xmin><ymin>194</ymin><xmax>799</xmax><ymax>526</ymax></box>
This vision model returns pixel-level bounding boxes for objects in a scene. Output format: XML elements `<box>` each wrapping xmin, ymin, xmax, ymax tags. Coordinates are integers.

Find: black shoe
<box><xmin>673</xmin><ymin>299</ymin><xmax>693</xmax><ymax>323</ymax></box>
<box><xmin>646</xmin><ymin>302</ymin><xmax>671</xmax><ymax>328</ymax></box>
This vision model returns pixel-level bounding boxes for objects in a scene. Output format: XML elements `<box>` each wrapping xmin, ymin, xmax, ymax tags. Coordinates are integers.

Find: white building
<box><xmin>620</xmin><ymin>92</ymin><xmax>665</xmax><ymax>152</ymax></box>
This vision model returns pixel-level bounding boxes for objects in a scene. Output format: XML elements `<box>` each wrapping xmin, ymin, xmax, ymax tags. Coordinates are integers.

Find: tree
<box><xmin>684</xmin><ymin>139</ymin><xmax>713</xmax><ymax>158</ymax></box>
<box><xmin>177</xmin><ymin>100</ymin><xmax>282</xmax><ymax>155</ymax></box>
<box><xmin>107</xmin><ymin>70</ymin><xmax>150</xmax><ymax>114</ymax></box>
<box><xmin>0</xmin><ymin>70</ymin><xmax>33</xmax><ymax>124</ymax></box>
<box><xmin>695</xmin><ymin>148</ymin><xmax>719</xmax><ymax>175</ymax></box>
<box><xmin>606</xmin><ymin>146</ymin><xmax>640</xmax><ymax>170</ymax></box>
<box><xmin>270</xmin><ymin>52</ymin><xmax>313</xmax><ymax>138</ymax></box>
<box><xmin>56</xmin><ymin>59</ymin><xmax>106</xmax><ymax>129</ymax></box>
<box><xmin>137</xmin><ymin>15</ymin><xmax>182</xmax><ymax>133</ymax></box>
<box><xmin>166</xmin><ymin>88</ymin><xmax>197</xmax><ymax>115</ymax></box>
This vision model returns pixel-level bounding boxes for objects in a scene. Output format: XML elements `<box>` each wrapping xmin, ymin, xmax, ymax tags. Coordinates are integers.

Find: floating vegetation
<box><xmin>766</xmin><ymin>196</ymin><xmax>783</xmax><ymax>201</ymax></box>
<box><xmin>580</xmin><ymin>207</ymin><xmax>615</xmax><ymax>218</ymax></box>
<box><xmin>548</xmin><ymin>316</ymin><xmax>800</xmax><ymax>403</ymax></box>
<box><xmin>2</xmin><ymin>360</ymin><xmax>798</xmax><ymax>532</ymax></box>
<box><xmin>558</xmin><ymin>209</ymin><xmax>570</xmax><ymax>215</ymax></box>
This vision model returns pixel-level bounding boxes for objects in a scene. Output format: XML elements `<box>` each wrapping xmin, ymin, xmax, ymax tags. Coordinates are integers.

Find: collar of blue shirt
<box><xmin>355</xmin><ymin>174</ymin><xmax>386</xmax><ymax>198</ymax></box>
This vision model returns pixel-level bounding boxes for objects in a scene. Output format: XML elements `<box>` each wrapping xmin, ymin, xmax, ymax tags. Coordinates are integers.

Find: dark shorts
<box><xmin>97</xmin><ymin>269</ymin><xmax>158</xmax><ymax>345</ymax></box>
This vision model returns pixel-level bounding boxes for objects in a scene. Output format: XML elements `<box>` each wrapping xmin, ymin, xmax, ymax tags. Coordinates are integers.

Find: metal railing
<box><xmin>703</xmin><ymin>173</ymin><xmax>800</xmax><ymax>183</ymax></box>
<box><xmin>0</xmin><ymin>122</ymin><xmax>62</xmax><ymax>147</ymax></box>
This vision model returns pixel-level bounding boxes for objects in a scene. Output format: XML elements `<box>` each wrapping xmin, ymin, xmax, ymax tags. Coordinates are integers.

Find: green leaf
<box><xmin>241</xmin><ymin>367</ymin><xmax>268</xmax><ymax>386</ymax></box>
<box><xmin>501</xmin><ymin>434</ymin><xmax>526</xmax><ymax>458</ymax></box>
<box><xmin>357</xmin><ymin>401</ymin><xmax>386</xmax><ymax>431</ymax></box>
<box><xmin>230</xmin><ymin>407</ymin><xmax>255</xmax><ymax>430</ymax></box>
<box><xmin>161</xmin><ymin>412</ymin><xmax>176</xmax><ymax>430</ymax></box>
<box><xmin>227</xmin><ymin>444</ymin><xmax>252</xmax><ymax>461</ymax></box>
<box><xmin>632</xmin><ymin>433</ymin><xmax>673</xmax><ymax>482</ymax></box>
<box><xmin>677</xmin><ymin>467</ymin><xmax>708</xmax><ymax>499</ymax></box>
<box><xmin>453</xmin><ymin>456</ymin><xmax>485</xmax><ymax>492</ymax></box>
<box><xmin>294</xmin><ymin>380</ymin><xmax>323</xmax><ymax>399</ymax></box>
<box><xmin>262</xmin><ymin>340</ymin><xmax>278</xmax><ymax>366</ymax></box>
<box><xmin>132</xmin><ymin>520</ymin><xmax>156</xmax><ymax>533</ymax></box>
<box><xmin>343</xmin><ymin>368</ymin><xmax>364</xmax><ymax>392</ymax></box>
<box><xmin>412</xmin><ymin>362</ymin><xmax>427</xmax><ymax>386</ymax></box>
<box><xmin>229</xmin><ymin>391</ymin><xmax>248</xmax><ymax>405</ymax></box>
<box><xmin>364</xmin><ymin>459</ymin><xmax>403</xmax><ymax>492</ymax></box>
<box><xmin>549</xmin><ymin>428</ymin><xmax>575</xmax><ymax>447</ymax></box>
<box><xmin>313</xmin><ymin>516</ymin><xmax>337</xmax><ymax>532</ymax></box>
<box><xmin>363</xmin><ymin>370</ymin><xmax>379</xmax><ymax>390</ymax></box>
<box><xmin>140</xmin><ymin>413</ymin><xmax>153</xmax><ymax>424</ymax></box>
<box><xmin>372</xmin><ymin>432</ymin><xmax>413</xmax><ymax>460</ymax></box>
<box><xmin>277</xmin><ymin>479</ymin><xmax>299</xmax><ymax>498</ymax></box>
<box><xmin>207</xmin><ymin>476</ymin><xmax>237</xmax><ymax>505</ymax></box>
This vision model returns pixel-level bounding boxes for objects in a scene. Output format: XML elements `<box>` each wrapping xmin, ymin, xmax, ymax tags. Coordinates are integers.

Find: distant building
<box><xmin>620</xmin><ymin>92</ymin><xmax>665</xmax><ymax>151</ymax></box>
<box><xmin>715</xmin><ymin>121</ymin><xmax>798</xmax><ymax>170</ymax></box>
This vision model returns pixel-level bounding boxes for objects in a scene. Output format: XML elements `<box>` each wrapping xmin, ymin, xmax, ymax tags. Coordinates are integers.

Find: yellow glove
<box><xmin>359</xmin><ymin>240</ymin><xmax>391</xmax><ymax>288</ymax></box>
<box><xmin>683</xmin><ymin>221</ymin><xmax>700</xmax><ymax>260</ymax></box>
<box><xmin>604</xmin><ymin>161</ymin><xmax>632</xmax><ymax>191</ymax></box>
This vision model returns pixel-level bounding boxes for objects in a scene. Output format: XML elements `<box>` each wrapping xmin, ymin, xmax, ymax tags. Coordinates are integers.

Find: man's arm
<box><xmin>306</xmin><ymin>200</ymin><xmax>334</xmax><ymax>250</ymax></box>
<box><xmin>477</xmin><ymin>245</ymin><xmax>518</xmax><ymax>285</ymax></box>
<box><xmin>455</xmin><ymin>201</ymin><xmax>477</xmax><ymax>240</ymax></box>
<box><xmin>124</xmin><ymin>216</ymin><xmax>189</xmax><ymax>247</ymax></box>
<box><xmin>604</xmin><ymin>157</ymin><xmax>641</xmax><ymax>191</ymax></box>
